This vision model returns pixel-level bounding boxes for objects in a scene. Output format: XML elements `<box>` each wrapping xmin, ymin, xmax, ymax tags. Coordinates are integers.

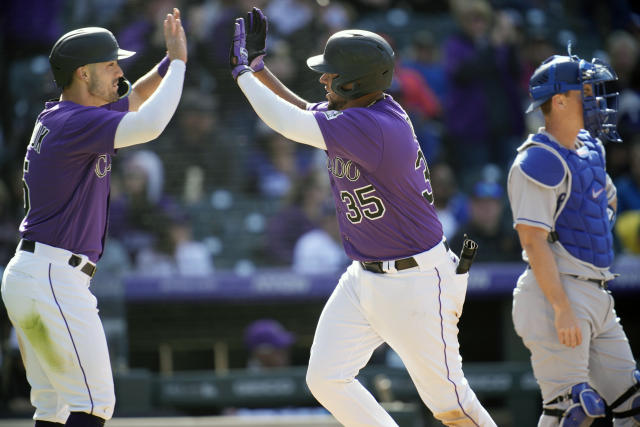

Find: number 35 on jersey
<box><xmin>332</xmin><ymin>148</ymin><xmax>434</xmax><ymax>225</ymax></box>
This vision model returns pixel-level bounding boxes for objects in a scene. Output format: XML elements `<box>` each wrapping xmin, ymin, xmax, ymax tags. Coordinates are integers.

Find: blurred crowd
<box><xmin>1</xmin><ymin>0</ymin><xmax>639</xmax><ymax>277</ymax></box>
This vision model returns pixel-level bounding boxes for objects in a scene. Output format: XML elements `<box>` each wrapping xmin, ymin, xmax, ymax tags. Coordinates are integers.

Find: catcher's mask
<box><xmin>526</xmin><ymin>43</ymin><xmax>621</xmax><ymax>143</ymax></box>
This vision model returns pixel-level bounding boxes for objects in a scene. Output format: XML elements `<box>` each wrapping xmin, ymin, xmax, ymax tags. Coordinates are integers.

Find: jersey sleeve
<box><xmin>507</xmin><ymin>165</ymin><xmax>559</xmax><ymax>232</ymax></box>
<box><xmin>312</xmin><ymin>108</ymin><xmax>383</xmax><ymax>172</ymax></box>
<box><xmin>104</xmin><ymin>97</ymin><xmax>130</xmax><ymax>112</ymax></box>
<box><xmin>63</xmin><ymin>106</ymin><xmax>127</xmax><ymax>155</ymax></box>
<box><xmin>307</xmin><ymin>102</ymin><xmax>328</xmax><ymax>112</ymax></box>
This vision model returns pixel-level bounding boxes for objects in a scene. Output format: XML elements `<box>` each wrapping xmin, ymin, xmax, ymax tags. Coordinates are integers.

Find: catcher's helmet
<box><xmin>526</xmin><ymin>46</ymin><xmax>621</xmax><ymax>142</ymax></box>
<box><xmin>526</xmin><ymin>56</ymin><xmax>582</xmax><ymax>114</ymax></box>
<box><xmin>306</xmin><ymin>30</ymin><xmax>394</xmax><ymax>100</ymax></box>
<box><xmin>49</xmin><ymin>27</ymin><xmax>135</xmax><ymax>89</ymax></box>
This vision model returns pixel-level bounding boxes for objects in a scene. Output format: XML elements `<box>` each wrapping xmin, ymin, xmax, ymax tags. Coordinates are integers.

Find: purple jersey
<box><xmin>310</xmin><ymin>95</ymin><xmax>443</xmax><ymax>261</ymax></box>
<box><xmin>19</xmin><ymin>98</ymin><xmax>129</xmax><ymax>262</ymax></box>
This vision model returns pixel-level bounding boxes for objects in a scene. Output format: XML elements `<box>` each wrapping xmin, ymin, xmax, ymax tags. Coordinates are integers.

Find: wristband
<box><xmin>157</xmin><ymin>55</ymin><xmax>170</xmax><ymax>77</ymax></box>
<box><xmin>232</xmin><ymin>65</ymin><xmax>252</xmax><ymax>80</ymax></box>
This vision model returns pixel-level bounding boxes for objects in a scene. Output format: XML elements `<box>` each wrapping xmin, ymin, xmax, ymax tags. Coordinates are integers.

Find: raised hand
<box><xmin>245</xmin><ymin>7</ymin><xmax>268</xmax><ymax>71</ymax></box>
<box><xmin>230</xmin><ymin>18</ymin><xmax>252</xmax><ymax>80</ymax></box>
<box><xmin>164</xmin><ymin>8</ymin><xmax>187</xmax><ymax>63</ymax></box>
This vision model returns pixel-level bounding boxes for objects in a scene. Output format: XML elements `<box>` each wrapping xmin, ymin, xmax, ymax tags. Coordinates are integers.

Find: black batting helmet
<box><xmin>49</xmin><ymin>27</ymin><xmax>135</xmax><ymax>88</ymax></box>
<box><xmin>307</xmin><ymin>30</ymin><xmax>395</xmax><ymax>100</ymax></box>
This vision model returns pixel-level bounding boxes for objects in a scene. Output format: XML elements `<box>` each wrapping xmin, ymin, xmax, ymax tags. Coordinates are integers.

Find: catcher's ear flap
<box><xmin>117</xmin><ymin>76</ymin><xmax>132</xmax><ymax>99</ymax></box>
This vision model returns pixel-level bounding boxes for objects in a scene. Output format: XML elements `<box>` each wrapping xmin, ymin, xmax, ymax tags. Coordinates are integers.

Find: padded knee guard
<box><xmin>610</xmin><ymin>369</ymin><xmax>640</xmax><ymax>424</ymax></box>
<box><xmin>543</xmin><ymin>383</ymin><xmax>605</xmax><ymax>427</ymax></box>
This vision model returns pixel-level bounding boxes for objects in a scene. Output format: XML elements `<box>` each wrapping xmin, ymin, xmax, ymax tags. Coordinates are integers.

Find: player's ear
<box><xmin>74</xmin><ymin>65</ymin><xmax>89</xmax><ymax>84</ymax></box>
<box><xmin>552</xmin><ymin>93</ymin><xmax>566</xmax><ymax>109</ymax></box>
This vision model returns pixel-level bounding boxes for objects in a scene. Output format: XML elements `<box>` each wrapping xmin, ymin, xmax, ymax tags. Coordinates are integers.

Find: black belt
<box><xmin>567</xmin><ymin>274</ymin><xmax>610</xmax><ymax>289</ymax></box>
<box><xmin>360</xmin><ymin>240</ymin><xmax>450</xmax><ymax>274</ymax></box>
<box><xmin>19</xmin><ymin>239</ymin><xmax>96</xmax><ymax>278</ymax></box>
<box><xmin>360</xmin><ymin>257</ymin><xmax>418</xmax><ymax>274</ymax></box>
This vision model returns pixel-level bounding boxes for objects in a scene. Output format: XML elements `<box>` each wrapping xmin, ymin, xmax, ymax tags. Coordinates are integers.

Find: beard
<box><xmin>88</xmin><ymin>77</ymin><xmax>119</xmax><ymax>104</ymax></box>
<box><xmin>327</xmin><ymin>95</ymin><xmax>348</xmax><ymax>111</ymax></box>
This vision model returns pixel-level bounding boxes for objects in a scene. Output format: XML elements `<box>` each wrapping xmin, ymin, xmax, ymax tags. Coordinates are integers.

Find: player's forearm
<box><xmin>517</xmin><ymin>227</ymin><xmax>571</xmax><ymax>312</ymax></box>
<box><xmin>237</xmin><ymin>72</ymin><xmax>326</xmax><ymax>149</ymax></box>
<box><xmin>128</xmin><ymin>56</ymin><xmax>171</xmax><ymax>111</ymax></box>
<box><xmin>131</xmin><ymin>67</ymin><xmax>162</xmax><ymax>103</ymax></box>
<box><xmin>114</xmin><ymin>59</ymin><xmax>185</xmax><ymax>148</ymax></box>
<box><xmin>133</xmin><ymin>66</ymin><xmax>162</xmax><ymax>102</ymax></box>
<box><xmin>253</xmin><ymin>67</ymin><xmax>308</xmax><ymax>110</ymax></box>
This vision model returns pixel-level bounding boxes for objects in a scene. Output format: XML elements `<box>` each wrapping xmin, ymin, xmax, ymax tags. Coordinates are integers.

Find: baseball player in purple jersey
<box><xmin>509</xmin><ymin>47</ymin><xmax>640</xmax><ymax>426</ymax></box>
<box><xmin>230</xmin><ymin>9</ymin><xmax>495</xmax><ymax>427</ymax></box>
<box><xmin>1</xmin><ymin>9</ymin><xmax>187</xmax><ymax>427</ymax></box>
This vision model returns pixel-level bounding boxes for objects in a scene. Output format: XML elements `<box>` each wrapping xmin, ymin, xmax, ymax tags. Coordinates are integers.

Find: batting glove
<box><xmin>230</xmin><ymin>18</ymin><xmax>252</xmax><ymax>80</ymax></box>
<box><xmin>245</xmin><ymin>7</ymin><xmax>267</xmax><ymax>72</ymax></box>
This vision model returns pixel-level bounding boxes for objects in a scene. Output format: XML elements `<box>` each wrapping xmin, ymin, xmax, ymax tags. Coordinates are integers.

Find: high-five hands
<box><xmin>230</xmin><ymin>18</ymin><xmax>251</xmax><ymax>80</ymax></box>
<box><xmin>245</xmin><ymin>7</ymin><xmax>268</xmax><ymax>72</ymax></box>
<box><xmin>164</xmin><ymin>8</ymin><xmax>187</xmax><ymax>63</ymax></box>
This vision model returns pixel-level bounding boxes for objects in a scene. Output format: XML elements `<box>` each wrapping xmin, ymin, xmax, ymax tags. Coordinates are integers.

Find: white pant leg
<box><xmin>12</xmin><ymin>326</ymin><xmax>70</xmax><ymax>423</ymax></box>
<box><xmin>306</xmin><ymin>262</ymin><xmax>397</xmax><ymax>427</ymax></box>
<box><xmin>2</xmin><ymin>250</ymin><xmax>115</xmax><ymax>421</ymax></box>
<box><xmin>363</xmin><ymin>256</ymin><xmax>496</xmax><ymax>426</ymax></box>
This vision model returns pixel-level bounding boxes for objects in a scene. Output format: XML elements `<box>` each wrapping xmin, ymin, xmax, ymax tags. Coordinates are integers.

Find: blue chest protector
<box><xmin>518</xmin><ymin>131</ymin><xmax>613</xmax><ymax>268</ymax></box>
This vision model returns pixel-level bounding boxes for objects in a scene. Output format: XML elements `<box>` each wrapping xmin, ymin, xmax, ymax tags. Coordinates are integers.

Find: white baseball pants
<box><xmin>306</xmin><ymin>241</ymin><xmax>496</xmax><ymax>426</ymax></box>
<box><xmin>1</xmin><ymin>242</ymin><xmax>114</xmax><ymax>423</ymax></box>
